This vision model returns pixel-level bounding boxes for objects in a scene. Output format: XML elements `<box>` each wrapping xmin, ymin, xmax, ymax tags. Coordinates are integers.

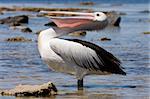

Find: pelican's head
<box><xmin>93</xmin><ymin>12</ymin><xmax>107</xmax><ymax>21</ymax></box>
<box><xmin>40</xmin><ymin>11</ymin><xmax>108</xmax><ymax>32</ymax></box>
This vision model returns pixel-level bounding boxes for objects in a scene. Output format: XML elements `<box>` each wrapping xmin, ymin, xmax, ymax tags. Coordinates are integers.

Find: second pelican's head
<box><xmin>40</xmin><ymin>11</ymin><xmax>108</xmax><ymax>32</ymax></box>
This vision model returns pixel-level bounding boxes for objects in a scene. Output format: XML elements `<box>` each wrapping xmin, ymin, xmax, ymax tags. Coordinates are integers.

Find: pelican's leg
<box><xmin>77</xmin><ymin>79</ymin><xmax>83</xmax><ymax>90</ymax></box>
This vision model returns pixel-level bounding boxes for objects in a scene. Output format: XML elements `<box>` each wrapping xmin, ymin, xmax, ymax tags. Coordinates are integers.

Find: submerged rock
<box><xmin>80</xmin><ymin>2</ymin><xmax>95</xmax><ymax>6</ymax></box>
<box><xmin>139</xmin><ymin>10</ymin><xmax>150</xmax><ymax>13</ymax></box>
<box><xmin>21</xmin><ymin>27</ymin><xmax>32</xmax><ymax>33</ymax></box>
<box><xmin>69</xmin><ymin>31</ymin><xmax>87</xmax><ymax>36</ymax></box>
<box><xmin>44</xmin><ymin>22</ymin><xmax>57</xmax><ymax>26</ymax></box>
<box><xmin>143</xmin><ymin>31</ymin><xmax>150</xmax><ymax>34</ymax></box>
<box><xmin>1</xmin><ymin>82</ymin><xmax>57</xmax><ymax>97</ymax></box>
<box><xmin>9</xmin><ymin>22</ymin><xmax>21</xmax><ymax>26</ymax></box>
<box><xmin>100</xmin><ymin>37</ymin><xmax>111</xmax><ymax>41</ymax></box>
<box><xmin>5</xmin><ymin>37</ymin><xmax>32</xmax><ymax>42</ymax></box>
<box><xmin>0</xmin><ymin>15</ymin><xmax>28</xmax><ymax>26</ymax></box>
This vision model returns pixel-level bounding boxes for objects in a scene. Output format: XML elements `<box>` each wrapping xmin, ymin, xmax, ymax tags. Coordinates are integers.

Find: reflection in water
<box><xmin>61</xmin><ymin>84</ymin><xmax>136</xmax><ymax>89</ymax></box>
<box><xmin>14</xmin><ymin>91</ymin><xmax>117</xmax><ymax>99</ymax></box>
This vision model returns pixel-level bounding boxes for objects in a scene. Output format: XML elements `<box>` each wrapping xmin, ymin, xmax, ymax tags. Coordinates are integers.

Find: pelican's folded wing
<box><xmin>50</xmin><ymin>38</ymin><xmax>126</xmax><ymax>75</ymax></box>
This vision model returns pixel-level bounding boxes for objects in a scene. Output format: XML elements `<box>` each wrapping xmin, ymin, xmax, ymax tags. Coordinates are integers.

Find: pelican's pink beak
<box><xmin>40</xmin><ymin>11</ymin><xmax>95</xmax><ymax>28</ymax></box>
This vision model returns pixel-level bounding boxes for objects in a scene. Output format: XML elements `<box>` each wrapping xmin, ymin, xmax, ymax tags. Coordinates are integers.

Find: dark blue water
<box><xmin>0</xmin><ymin>0</ymin><xmax>149</xmax><ymax>4</ymax></box>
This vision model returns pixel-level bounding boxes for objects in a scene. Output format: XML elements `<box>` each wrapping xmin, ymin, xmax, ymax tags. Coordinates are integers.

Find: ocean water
<box><xmin>0</xmin><ymin>0</ymin><xmax>149</xmax><ymax>4</ymax></box>
<box><xmin>0</xmin><ymin>1</ymin><xmax>150</xmax><ymax>99</ymax></box>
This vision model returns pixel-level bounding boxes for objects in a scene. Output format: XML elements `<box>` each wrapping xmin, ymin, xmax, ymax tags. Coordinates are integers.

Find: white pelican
<box><xmin>38</xmin><ymin>11</ymin><xmax>126</xmax><ymax>90</ymax></box>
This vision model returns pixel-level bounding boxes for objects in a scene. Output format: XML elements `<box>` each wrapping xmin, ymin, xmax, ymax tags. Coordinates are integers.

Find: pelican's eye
<box><xmin>94</xmin><ymin>12</ymin><xmax>107</xmax><ymax>21</ymax></box>
<box><xmin>96</xmin><ymin>13</ymin><xmax>100</xmax><ymax>16</ymax></box>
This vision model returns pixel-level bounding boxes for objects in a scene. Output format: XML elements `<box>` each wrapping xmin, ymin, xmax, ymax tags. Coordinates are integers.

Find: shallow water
<box><xmin>0</xmin><ymin>2</ymin><xmax>150</xmax><ymax>99</ymax></box>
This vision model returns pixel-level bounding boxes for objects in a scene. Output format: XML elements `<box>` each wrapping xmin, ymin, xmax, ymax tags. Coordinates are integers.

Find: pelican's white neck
<box><xmin>38</xmin><ymin>28</ymin><xmax>57</xmax><ymax>59</ymax></box>
<box><xmin>39</xmin><ymin>28</ymin><xmax>57</xmax><ymax>39</ymax></box>
<box><xmin>38</xmin><ymin>28</ymin><xmax>57</xmax><ymax>56</ymax></box>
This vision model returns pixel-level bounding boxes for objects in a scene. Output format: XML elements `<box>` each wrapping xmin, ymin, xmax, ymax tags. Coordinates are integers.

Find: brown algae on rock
<box><xmin>21</xmin><ymin>27</ymin><xmax>32</xmax><ymax>33</ymax></box>
<box><xmin>143</xmin><ymin>31</ymin><xmax>150</xmax><ymax>34</ymax></box>
<box><xmin>1</xmin><ymin>82</ymin><xmax>57</xmax><ymax>97</ymax></box>
<box><xmin>100</xmin><ymin>37</ymin><xmax>111</xmax><ymax>41</ymax></box>
<box><xmin>5</xmin><ymin>37</ymin><xmax>32</xmax><ymax>42</ymax></box>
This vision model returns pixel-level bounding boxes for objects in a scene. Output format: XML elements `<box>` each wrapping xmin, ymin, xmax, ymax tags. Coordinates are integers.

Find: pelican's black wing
<box><xmin>50</xmin><ymin>38</ymin><xmax>126</xmax><ymax>75</ymax></box>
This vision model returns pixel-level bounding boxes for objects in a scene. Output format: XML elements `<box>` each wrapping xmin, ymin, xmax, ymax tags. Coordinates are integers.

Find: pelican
<box><xmin>38</xmin><ymin>11</ymin><xmax>126</xmax><ymax>90</ymax></box>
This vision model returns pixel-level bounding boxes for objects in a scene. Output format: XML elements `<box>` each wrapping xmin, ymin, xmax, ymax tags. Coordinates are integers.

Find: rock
<box><xmin>139</xmin><ymin>10</ymin><xmax>150</xmax><ymax>13</ymax></box>
<box><xmin>143</xmin><ymin>31</ymin><xmax>150</xmax><ymax>34</ymax></box>
<box><xmin>44</xmin><ymin>22</ymin><xmax>57</xmax><ymax>26</ymax></box>
<box><xmin>9</xmin><ymin>22</ymin><xmax>21</xmax><ymax>26</ymax></box>
<box><xmin>80</xmin><ymin>2</ymin><xmax>95</xmax><ymax>6</ymax></box>
<box><xmin>0</xmin><ymin>15</ymin><xmax>28</xmax><ymax>26</ymax></box>
<box><xmin>5</xmin><ymin>37</ymin><xmax>32</xmax><ymax>42</ymax></box>
<box><xmin>1</xmin><ymin>82</ymin><xmax>57</xmax><ymax>97</ymax></box>
<box><xmin>100</xmin><ymin>37</ymin><xmax>111</xmax><ymax>41</ymax></box>
<box><xmin>21</xmin><ymin>27</ymin><xmax>32</xmax><ymax>33</ymax></box>
<box><xmin>69</xmin><ymin>31</ymin><xmax>86</xmax><ymax>36</ymax></box>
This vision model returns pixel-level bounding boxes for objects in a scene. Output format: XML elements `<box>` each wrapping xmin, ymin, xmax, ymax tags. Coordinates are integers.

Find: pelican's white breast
<box><xmin>38</xmin><ymin>28</ymin><xmax>75</xmax><ymax>74</ymax></box>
